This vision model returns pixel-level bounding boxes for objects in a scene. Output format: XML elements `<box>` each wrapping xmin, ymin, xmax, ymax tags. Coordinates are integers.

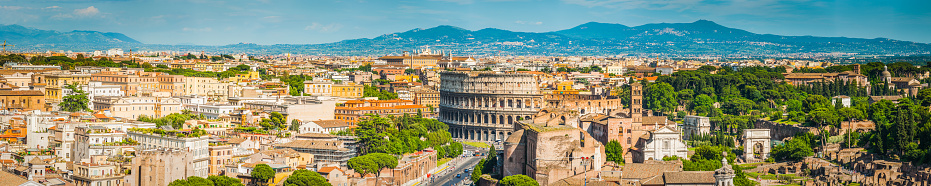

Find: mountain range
<box><xmin>2</xmin><ymin>20</ymin><xmax>930</xmax><ymax>57</ymax></box>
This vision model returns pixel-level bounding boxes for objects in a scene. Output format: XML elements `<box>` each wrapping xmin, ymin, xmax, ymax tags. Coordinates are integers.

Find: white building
<box><xmin>128</xmin><ymin>130</ymin><xmax>210</xmax><ymax>177</ymax></box>
<box><xmin>299</xmin><ymin>120</ymin><xmax>350</xmax><ymax>134</ymax></box>
<box><xmin>82</xmin><ymin>81</ymin><xmax>125</xmax><ymax>109</ymax></box>
<box><xmin>605</xmin><ymin>65</ymin><xmax>626</xmax><ymax>75</ymax></box>
<box><xmin>183</xmin><ymin>77</ymin><xmax>230</xmax><ymax>101</ymax></box>
<box><xmin>71</xmin><ymin>126</ymin><xmax>129</xmax><ymax>164</ymax></box>
<box><xmin>639</xmin><ymin>126</ymin><xmax>689</xmax><ymax>162</ymax></box>
<box><xmin>106</xmin><ymin>48</ymin><xmax>123</xmax><ymax>56</ymax></box>
<box><xmin>303</xmin><ymin>81</ymin><xmax>333</xmax><ymax>96</ymax></box>
<box><xmin>184</xmin><ymin>103</ymin><xmax>241</xmax><ymax>119</ymax></box>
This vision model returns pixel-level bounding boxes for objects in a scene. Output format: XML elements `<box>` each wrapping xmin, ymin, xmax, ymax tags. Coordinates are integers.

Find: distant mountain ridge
<box><xmin>0</xmin><ymin>24</ymin><xmax>140</xmax><ymax>49</ymax></box>
<box><xmin>1</xmin><ymin>21</ymin><xmax>929</xmax><ymax>57</ymax></box>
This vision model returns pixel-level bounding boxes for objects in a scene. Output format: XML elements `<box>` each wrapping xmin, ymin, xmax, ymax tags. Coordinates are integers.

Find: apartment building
<box><xmin>34</xmin><ymin>71</ymin><xmax>92</xmax><ymax>102</ymax></box>
<box><xmin>0</xmin><ymin>89</ymin><xmax>46</xmax><ymax>111</ymax></box>
<box><xmin>92</xmin><ymin>96</ymin><xmax>182</xmax><ymax>120</ymax></box>
<box><xmin>303</xmin><ymin>80</ymin><xmax>333</xmax><ymax>96</ymax></box>
<box><xmin>72</xmin><ymin>126</ymin><xmax>131</xmax><ymax>164</ymax></box>
<box><xmin>72</xmin><ymin>161</ymin><xmax>126</xmax><ymax>186</ymax></box>
<box><xmin>412</xmin><ymin>88</ymin><xmax>439</xmax><ymax>108</ymax></box>
<box><xmin>129</xmin><ymin>149</ymin><xmax>196</xmax><ymax>186</ymax></box>
<box><xmin>331</xmin><ymin>82</ymin><xmax>363</xmax><ymax>98</ymax></box>
<box><xmin>240</xmin><ymin>96</ymin><xmax>336</xmax><ymax>123</ymax></box>
<box><xmin>184</xmin><ymin>77</ymin><xmax>230</xmax><ymax>101</ymax></box>
<box><xmin>335</xmin><ymin>99</ymin><xmax>431</xmax><ymax>126</ymax></box>
<box><xmin>208</xmin><ymin>143</ymin><xmax>233</xmax><ymax>176</ymax></box>
<box><xmin>127</xmin><ymin>130</ymin><xmax>210</xmax><ymax>177</ymax></box>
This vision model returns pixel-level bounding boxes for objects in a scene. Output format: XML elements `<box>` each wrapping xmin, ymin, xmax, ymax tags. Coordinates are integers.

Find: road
<box><xmin>426</xmin><ymin>143</ymin><xmax>488</xmax><ymax>186</ymax></box>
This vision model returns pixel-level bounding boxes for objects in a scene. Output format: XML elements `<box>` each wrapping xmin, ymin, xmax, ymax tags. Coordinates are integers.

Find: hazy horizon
<box><xmin>1</xmin><ymin>0</ymin><xmax>929</xmax><ymax>45</ymax></box>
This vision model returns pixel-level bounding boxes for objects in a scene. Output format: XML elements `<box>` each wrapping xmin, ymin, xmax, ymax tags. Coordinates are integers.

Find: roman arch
<box><xmin>743</xmin><ymin>129</ymin><xmax>772</xmax><ymax>162</ymax></box>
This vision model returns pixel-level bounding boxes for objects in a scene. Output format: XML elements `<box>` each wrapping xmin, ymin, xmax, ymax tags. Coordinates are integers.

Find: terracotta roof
<box><xmin>0</xmin><ymin>90</ymin><xmax>43</xmax><ymax>96</ymax></box>
<box><xmin>0</xmin><ymin>171</ymin><xmax>31</xmax><ymax>185</ymax></box>
<box><xmin>257</xmin><ymin>148</ymin><xmax>302</xmax><ymax>158</ymax></box>
<box><xmin>28</xmin><ymin>157</ymin><xmax>46</xmax><ymax>165</ymax></box>
<box><xmin>227</xmin><ymin>137</ymin><xmax>247</xmax><ymax>144</ymax></box>
<box><xmin>276</xmin><ymin>140</ymin><xmax>348</xmax><ymax>151</ymax></box>
<box><xmin>295</xmin><ymin>133</ymin><xmax>337</xmax><ymax>139</ymax></box>
<box><xmin>621</xmin><ymin>163</ymin><xmax>680</xmax><ymax>179</ymax></box>
<box><xmin>309</xmin><ymin>120</ymin><xmax>349</xmax><ymax>128</ymax></box>
<box><xmin>318</xmin><ymin>166</ymin><xmax>341</xmax><ymax>174</ymax></box>
<box><xmin>663</xmin><ymin>171</ymin><xmax>715</xmax><ymax>184</ymax></box>
<box><xmin>641</xmin><ymin>116</ymin><xmax>668</xmax><ymax>125</ymax></box>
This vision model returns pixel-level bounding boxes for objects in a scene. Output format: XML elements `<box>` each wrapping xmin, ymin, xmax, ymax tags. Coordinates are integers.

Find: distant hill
<box><xmin>2</xmin><ymin>21</ymin><xmax>930</xmax><ymax>57</ymax></box>
<box><xmin>0</xmin><ymin>24</ymin><xmax>141</xmax><ymax>51</ymax></box>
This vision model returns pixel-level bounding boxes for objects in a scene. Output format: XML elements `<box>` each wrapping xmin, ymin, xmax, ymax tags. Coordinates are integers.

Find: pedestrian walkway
<box><xmin>402</xmin><ymin>157</ymin><xmax>467</xmax><ymax>186</ymax></box>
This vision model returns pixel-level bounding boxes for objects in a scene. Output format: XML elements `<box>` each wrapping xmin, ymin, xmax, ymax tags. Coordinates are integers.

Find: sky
<box><xmin>1</xmin><ymin>0</ymin><xmax>929</xmax><ymax>45</ymax></box>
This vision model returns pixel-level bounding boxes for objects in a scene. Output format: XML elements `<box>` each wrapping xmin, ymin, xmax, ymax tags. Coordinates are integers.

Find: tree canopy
<box><xmin>499</xmin><ymin>175</ymin><xmax>539</xmax><ymax>186</ymax></box>
<box><xmin>251</xmin><ymin>164</ymin><xmax>276</xmax><ymax>185</ymax></box>
<box><xmin>284</xmin><ymin>169</ymin><xmax>332</xmax><ymax>186</ymax></box>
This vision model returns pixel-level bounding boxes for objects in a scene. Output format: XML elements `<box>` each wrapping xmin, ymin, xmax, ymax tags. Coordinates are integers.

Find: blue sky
<box><xmin>1</xmin><ymin>0</ymin><xmax>929</xmax><ymax>45</ymax></box>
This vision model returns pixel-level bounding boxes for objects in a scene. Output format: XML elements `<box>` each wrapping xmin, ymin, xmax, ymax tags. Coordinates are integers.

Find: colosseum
<box><xmin>439</xmin><ymin>71</ymin><xmax>544</xmax><ymax>141</ymax></box>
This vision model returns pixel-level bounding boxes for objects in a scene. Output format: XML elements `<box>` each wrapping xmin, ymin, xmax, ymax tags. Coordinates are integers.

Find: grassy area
<box><xmin>761</xmin><ymin>174</ymin><xmax>804</xmax><ymax>180</ymax></box>
<box><xmin>745</xmin><ymin>172</ymin><xmax>759</xmax><ymax>178</ymax></box>
<box><xmin>847</xmin><ymin>183</ymin><xmax>860</xmax><ymax>186</ymax></box>
<box><xmin>437</xmin><ymin>158</ymin><xmax>451</xmax><ymax>168</ymax></box>
<box><xmin>771</xmin><ymin>119</ymin><xmax>801</xmax><ymax>125</ymax></box>
<box><xmin>462</xmin><ymin>141</ymin><xmax>491</xmax><ymax>148</ymax></box>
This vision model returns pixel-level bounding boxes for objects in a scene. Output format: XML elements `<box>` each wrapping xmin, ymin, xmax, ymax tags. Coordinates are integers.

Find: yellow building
<box><xmin>394</xmin><ymin>74</ymin><xmax>420</xmax><ymax>82</ymax></box>
<box><xmin>555</xmin><ymin>81</ymin><xmax>579</xmax><ymax>95</ymax></box>
<box><xmin>331</xmin><ymin>83</ymin><xmax>363</xmax><ymax>98</ymax></box>
<box><xmin>37</xmin><ymin>72</ymin><xmax>92</xmax><ymax>102</ymax></box>
<box><xmin>230</xmin><ymin>71</ymin><xmax>261</xmax><ymax>82</ymax></box>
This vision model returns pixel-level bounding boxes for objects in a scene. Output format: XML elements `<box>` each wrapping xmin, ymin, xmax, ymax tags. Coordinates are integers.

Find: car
<box><xmin>456</xmin><ymin>174</ymin><xmax>461</xmax><ymax>178</ymax></box>
<box><xmin>464</xmin><ymin>169</ymin><xmax>470</xmax><ymax>173</ymax></box>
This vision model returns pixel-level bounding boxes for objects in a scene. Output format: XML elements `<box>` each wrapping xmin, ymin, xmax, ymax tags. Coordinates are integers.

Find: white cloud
<box><xmin>430</xmin><ymin>0</ymin><xmax>475</xmax><ymax>4</ymax></box>
<box><xmin>0</xmin><ymin>6</ymin><xmax>24</xmax><ymax>10</ymax></box>
<box><xmin>515</xmin><ymin>21</ymin><xmax>543</xmax><ymax>25</ymax></box>
<box><xmin>183</xmin><ymin>27</ymin><xmax>213</xmax><ymax>32</ymax></box>
<box><xmin>74</xmin><ymin>6</ymin><xmax>99</xmax><ymax>17</ymax></box>
<box><xmin>304</xmin><ymin>22</ymin><xmax>343</xmax><ymax>32</ymax></box>
<box><xmin>43</xmin><ymin>6</ymin><xmax>61</xmax><ymax>9</ymax></box>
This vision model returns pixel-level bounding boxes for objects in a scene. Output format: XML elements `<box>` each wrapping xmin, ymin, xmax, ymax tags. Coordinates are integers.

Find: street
<box><xmin>424</xmin><ymin>143</ymin><xmax>488</xmax><ymax>186</ymax></box>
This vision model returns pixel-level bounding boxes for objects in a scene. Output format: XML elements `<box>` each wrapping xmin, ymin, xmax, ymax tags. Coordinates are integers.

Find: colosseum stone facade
<box><xmin>439</xmin><ymin>71</ymin><xmax>544</xmax><ymax>141</ymax></box>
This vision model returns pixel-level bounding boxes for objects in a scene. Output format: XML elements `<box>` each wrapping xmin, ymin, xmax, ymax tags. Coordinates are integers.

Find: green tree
<box><xmin>918</xmin><ymin>88</ymin><xmax>931</xmax><ymax>106</ymax></box>
<box><xmin>471</xmin><ymin>159</ymin><xmax>485</xmax><ymax>182</ymax></box>
<box><xmin>722</xmin><ymin>98</ymin><xmax>755</xmax><ymax>115</ymax></box>
<box><xmin>499</xmin><ymin>175</ymin><xmax>539</xmax><ymax>186</ymax></box>
<box><xmin>605</xmin><ymin>140</ymin><xmax>624</xmax><ymax>165</ymax></box>
<box><xmin>168</xmin><ymin>176</ymin><xmax>214</xmax><ymax>186</ymax></box>
<box><xmin>645</xmin><ymin>82</ymin><xmax>678</xmax><ymax>115</ymax></box>
<box><xmin>60</xmin><ymin>83</ymin><xmax>90</xmax><ymax>112</ymax></box>
<box><xmin>290</xmin><ymin>119</ymin><xmax>302</xmax><ymax>131</ymax></box>
<box><xmin>772</xmin><ymin>137</ymin><xmax>814</xmax><ymax>161</ymax></box>
<box><xmin>803</xmin><ymin>95</ymin><xmax>831</xmax><ymax>112</ymax></box>
<box><xmin>837</xmin><ymin>107</ymin><xmax>864</xmax><ymax>148</ymax></box>
<box><xmin>251</xmin><ymin>164</ymin><xmax>276</xmax><ymax>185</ymax></box>
<box><xmin>348</xmin><ymin>153</ymin><xmax>398</xmax><ymax>186</ymax></box>
<box><xmin>284</xmin><ymin>169</ymin><xmax>332</xmax><ymax>186</ymax></box>
<box><xmin>691</xmin><ymin>94</ymin><xmax>715</xmax><ymax>115</ymax></box>
<box><xmin>482</xmin><ymin>146</ymin><xmax>497</xmax><ymax>174</ymax></box>
<box><xmin>269</xmin><ymin>112</ymin><xmax>287</xmax><ymax>129</ymax></box>
<box><xmin>207</xmin><ymin>175</ymin><xmax>243</xmax><ymax>186</ymax></box>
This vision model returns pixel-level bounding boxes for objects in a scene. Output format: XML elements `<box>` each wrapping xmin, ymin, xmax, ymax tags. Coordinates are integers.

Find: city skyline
<box><xmin>0</xmin><ymin>0</ymin><xmax>929</xmax><ymax>45</ymax></box>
